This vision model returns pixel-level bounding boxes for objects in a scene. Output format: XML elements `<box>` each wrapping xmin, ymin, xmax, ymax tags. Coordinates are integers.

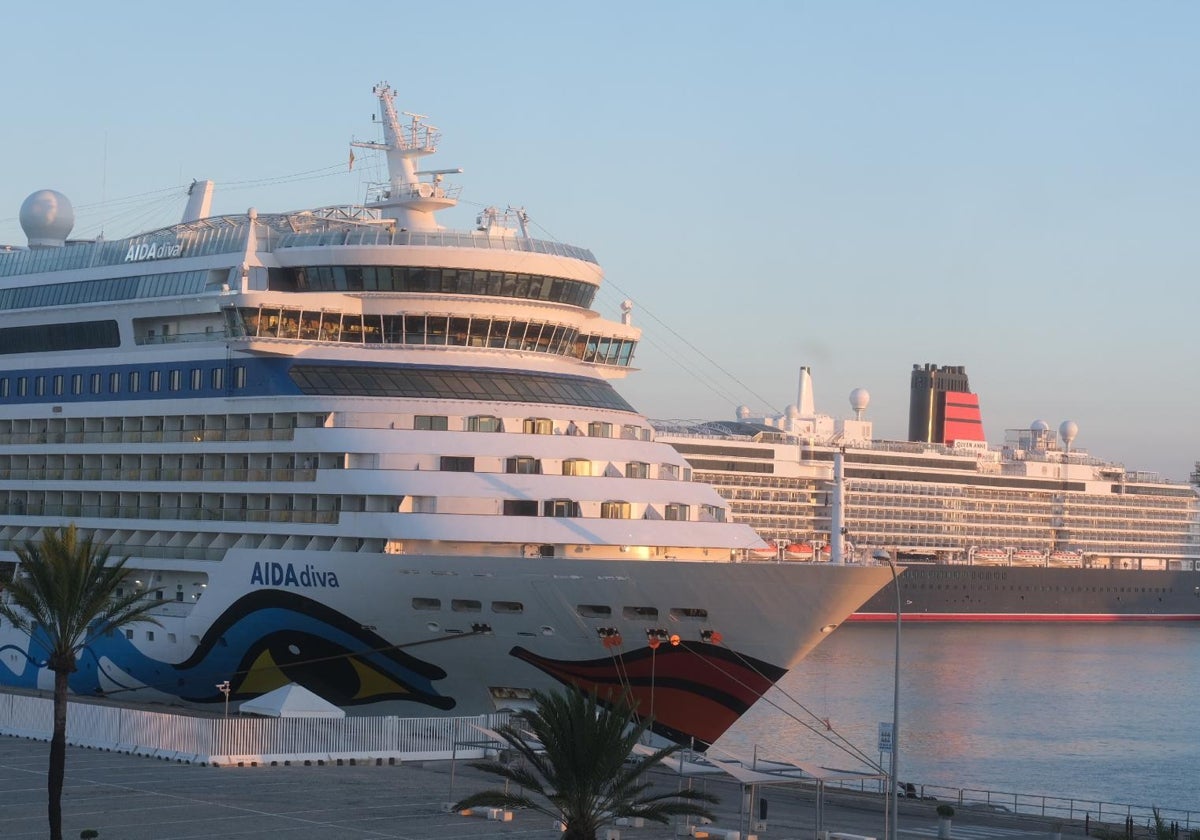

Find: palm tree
<box><xmin>453</xmin><ymin>686</ymin><xmax>717</xmax><ymax>840</ymax></box>
<box><xmin>0</xmin><ymin>525</ymin><xmax>161</xmax><ymax>840</ymax></box>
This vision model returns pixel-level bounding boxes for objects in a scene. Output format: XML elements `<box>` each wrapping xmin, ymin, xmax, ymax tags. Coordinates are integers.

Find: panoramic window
<box><xmin>543</xmin><ymin>499</ymin><xmax>580</xmax><ymax>518</ymax></box>
<box><xmin>664</xmin><ymin>503</ymin><xmax>690</xmax><ymax>522</ymax></box>
<box><xmin>439</xmin><ymin>456</ymin><xmax>475</xmax><ymax>472</ymax></box>
<box><xmin>588</xmin><ymin>422</ymin><xmax>613</xmax><ymax>438</ymax></box>
<box><xmin>506</xmin><ymin>456</ymin><xmax>541</xmax><ymax>475</ymax></box>
<box><xmin>562</xmin><ymin>459</ymin><xmax>592</xmax><ymax>477</ymax></box>
<box><xmin>502</xmin><ymin>499</ymin><xmax>538</xmax><ymax>517</ymax></box>
<box><xmin>466</xmin><ymin>415</ymin><xmax>502</xmax><ymax>432</ymax></box>
<box><xmin>600</xmin><ymin>501</ymin><xmax>631</xmax><ymax>519</ymax></box>
<box><xmin>523</xmin><ymin>417</ymin><xmax>554</xmax><ymax>435</ymax></box>
<box><xmin>415</xmin><ymin>415</ymin><xmax>449</xmax><ymax>431</ymax></box>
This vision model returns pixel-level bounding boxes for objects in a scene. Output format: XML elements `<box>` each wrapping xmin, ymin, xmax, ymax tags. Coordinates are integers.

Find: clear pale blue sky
<box><xmin>2</xmin><ymin>2</ymin><xmax>1197</xmax><ymax>480</ymax></box>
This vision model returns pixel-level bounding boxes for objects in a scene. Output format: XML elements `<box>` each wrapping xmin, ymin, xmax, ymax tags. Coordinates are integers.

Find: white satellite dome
<box><xmin>785</xmin><ymin>404</ymin><xmax>799</xmax><ymax>419</ymax></box>
<box><xmin>736</xmin><ymin>405</ymin><xmax>751</xmax><ymax>420</ymax></box>
<box><xmin>20</xmin><ymin>190</ymin><xmax>75</xmax><ymax>248</ymax></box>
<box><xmin>1059</xmin><ymin>420</ymin><xmax>1079</xmax><ymax>448</ymax></box>
<box><xmin>1030</xmin><ymin>419</ymin><xmax>1050</xmax><ymax>433</ymax></box>
<box><xmin>849</xmin><ymin>387</ymin><xmax>870</xmax><ymax>415</ymax></box>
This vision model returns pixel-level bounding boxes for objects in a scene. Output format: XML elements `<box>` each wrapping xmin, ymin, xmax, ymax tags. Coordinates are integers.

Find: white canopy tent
<box><xmin>238</xmin><ymin>683</ymin><xmax>346</xmax><ymax>718</ymax></box>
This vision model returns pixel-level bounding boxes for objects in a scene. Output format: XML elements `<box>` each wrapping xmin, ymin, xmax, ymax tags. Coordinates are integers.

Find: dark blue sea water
<box><xmin>718</xmin><ymin>624</ymin><xmax>1200</xmax><ymax>814</ymax></box>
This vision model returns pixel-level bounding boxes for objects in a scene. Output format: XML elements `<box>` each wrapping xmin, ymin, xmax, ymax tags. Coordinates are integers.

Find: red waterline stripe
<box><xmin>847</xmin><ymin>613</ymin><xmax>1200</xmax><ymax>623</ymax></box>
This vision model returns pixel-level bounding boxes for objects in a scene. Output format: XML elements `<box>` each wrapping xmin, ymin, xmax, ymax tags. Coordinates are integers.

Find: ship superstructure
<box><xmin>655</xmin><ymin>365</ymin><xmax>1200</xmax><ymax>620</ymax></box>
<box><xmin>0</xmin><ymin>85</ymin><xmax>892</xmax><ymax>746</ymax></box>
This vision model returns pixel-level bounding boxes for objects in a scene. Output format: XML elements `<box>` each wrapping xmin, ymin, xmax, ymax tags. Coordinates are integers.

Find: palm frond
<box><xmin>0</xmin><ymin>525</ymin><xmax>162</xmax><ymax>670</ymax></box>
<box><xmin>455</xmin><ymin>686</ymin><xmax>718</xmax><ymax>835</ymax></box>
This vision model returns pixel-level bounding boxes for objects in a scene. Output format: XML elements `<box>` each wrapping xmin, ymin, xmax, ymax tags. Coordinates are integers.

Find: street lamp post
<box><xmin>875</xmin><ymin>550</ymin><xmax>901</xmax><ymax>840</ymax></box>
<box><xmin>216</xmin><ymin>680</ymin><xmax>231</xmax><ymax>718</ymax></box>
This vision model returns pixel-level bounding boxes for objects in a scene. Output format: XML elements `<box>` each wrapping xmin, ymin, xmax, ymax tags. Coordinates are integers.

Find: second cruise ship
<box><xmin>655</xmin><ymin>364</ymin><xmax>1200</xmax><ymax>621</ymax></box>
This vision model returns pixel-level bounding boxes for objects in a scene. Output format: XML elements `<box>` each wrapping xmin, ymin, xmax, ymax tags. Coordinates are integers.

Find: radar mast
<box><xmin>351</xmin><ymin>83</ymin><xmax>461</xmax><ymax>231</ymax></box>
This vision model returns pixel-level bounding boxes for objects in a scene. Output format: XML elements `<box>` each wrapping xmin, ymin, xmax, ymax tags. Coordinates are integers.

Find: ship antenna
<box><xmin>350</xmin><ymin>82</ymin><xmax>461</xmax><ymax>231</ymax></box>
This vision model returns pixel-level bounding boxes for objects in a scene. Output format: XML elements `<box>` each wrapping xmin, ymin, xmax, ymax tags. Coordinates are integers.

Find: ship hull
<box><xmin>852</xmin><ymin>564</ymin><xmax>1200</xmax><ymax>622</ymax></box>
<box><xmin>0</xmin><ymin>550</ymin><xmax>892</xmax><ymax>747</ymax></box>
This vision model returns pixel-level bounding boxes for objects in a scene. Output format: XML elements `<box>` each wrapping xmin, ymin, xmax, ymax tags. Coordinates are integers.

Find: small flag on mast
<box><xmin>348</xmin><ymin>148</ymin><xmax>356</xmax><ymax>171</ymax></box>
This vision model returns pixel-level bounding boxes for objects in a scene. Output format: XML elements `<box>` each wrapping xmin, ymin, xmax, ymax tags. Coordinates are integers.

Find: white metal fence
<box><xmin>0</xmin><ymin>692</ymin><xmax>510</xmax><ymax>766</ymax></box>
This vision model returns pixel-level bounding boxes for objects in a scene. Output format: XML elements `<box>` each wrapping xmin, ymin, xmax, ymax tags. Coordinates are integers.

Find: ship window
<box><xmin>278</xmin><ymin>310</ymin><xmax>301</xmax><ymax>339</ymax></box>
<box><xmin>625</xmin><ymin>462</ymin><xmax>649</xmax><ymax>479</ymax></box>
<box><xmin>0</xmin><ymin>378</ymin><xmax>7</xmax><ymax>398</ymax></box>
<box><xmin>451</xmin><ymin>599</ymin><xmax>482</xmax><ymax>613</ymax></box>
<box><xmin>412</xmin><ymin>597</ymin><xmax>441</xmax><ymax>611</ymax></box>
<box><xmin>440</xmin><ymin>456</ymin><xmax>475</xmax><ymax>472</ymax></box>
<box><xmin>426</xmin><ymin>316</ymin><xmax>449</xmax><ymax>345</ymax></box>
<box><xmin>415</xmin><ymin>414</ymin><xmax>449</xmax><ymax>431</ymax></box>
<box><xmin>601</xmin><ymin>501</ymin><xmax>631</xmax><ymax>519</ymax></box>
<box><xmin>621</xmin><ymin>424</ymin><xmax>641</xmax><ymax>440</ymax></box>
<box><xmin>467</xmin><ymin>318</ymin><xmax>490</xmax><ymax>347</ymax></box>
<box><xmin>543</xmin><ymin>499</ymin><xmax>580</xmax><ymax>518</ymax></box>
<box><xmin>169</xmin><ymin>370</ymin><xmax>181</xmax><ymax>391</ymax></box>
<box><xmin>670</xmin><ymin>607</ymin><xmax>708</xmax><ymax>621</ymax></box>
<box><xmin>467</xmin><ymin>415</ymin><xmax>502</xmax><ymax>432</ymax></box>
<box><xmin>491</xmin><ymin>601</ymin><xmax>524</xmax><ymax>614</ymax></box>
<box><xmin>109</xmin><ymin>372</ymin><xmax>120</xmax><ymax>393</ymax></box>
<box><xmin>128</xmin><ymin>371</ymin><xmax>140</xmax><ymax>392</ymax></box>
<box><xmin>577</xmin><ymin>604</ymin><xmax>611</xmax><ymax>618</ymax></box>
<box><xmin>190</xmin><ymin>368</ymin><xmax>202</xmax><ymax>390</ymax></box>
<box><xmin>664</xmin><ymin>503</ymin><xmax>690</xmax><ymax>521</ymax></box>
<box><xmin>502</xmin><ymin>499</ymin><xmax>538</xmax><ymax>517</ymax></box>
<box><xmin>506</xmin><ymin>456</ymin><xmax>541</xmax><ymax>474</ymax></box>
<box><xmin>16</xmin><ymin>377</ymin><xmax>26</xmax><ymax>396</ymax></box>
<box><xmin>623</xmin><ymin>606</ymin><xmax>658</xmax><ymax>619</ymax></box>
<box><xmin>211</xmin><ymin>367</ymin><xmax>224</xmax><ymax>390</ymax></box>
<box><xmin>562</xmin><ymin>459</ymin><xmax>592</xmax><ymax>476</ymax></box>
<box><xmin>149</xmin><ymin>370</ymin><xmax>161</xmax><ymax>392</ymax></box>
<box><xmin>233</xmin><ymin>366</ymin><xmax>246</xmax><ymax>389</ymax></box>
<box><xmin>90</xmin><ymin>373</ymin><xmax>101</xmax><ymax>394</ymax></box>
<box><xmin>35</xmin><ymin>376</ymin><xmax>45</xmax><ymax>396</ymax></box>
<box><xmin>124</xmin><ymin>629</ymin><xmax>133</xmax><ymax>640</ymax></box>
<box><xmin>660</xmin><ymin>464</ymin><xmax>680</xmax><ymax>480</ymax></box>
<box><xmin>404</xmin><ymin>315</ymin><xmax>426</xmax><ymax>344</ymax></box>
<box><xmin>523</xmin><ymin>417</ymin><xmax>554</xmax><ymax>435</ymax></box>
<box><xmin>588</xmin><ymin>421</ymin><xmax>613</xmax><ymax>438</ymax></box>
<box><xmin>288</xmin><ymin>364</ymin><xmax>636</xmax><ymax>412</ymax></box>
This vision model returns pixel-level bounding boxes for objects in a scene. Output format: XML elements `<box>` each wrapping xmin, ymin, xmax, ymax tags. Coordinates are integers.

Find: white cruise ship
<box><xmin>655</xmin><ymin>366</ymin><xmax>1200</xmax><ymax>621</ymax></box>
<box><xmin>0</xmin><ymin>84</ymin><xmax>892</xmax><ymax>748</ymax></box>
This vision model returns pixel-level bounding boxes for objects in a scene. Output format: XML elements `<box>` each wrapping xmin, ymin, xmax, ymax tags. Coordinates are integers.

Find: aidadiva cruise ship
<box><xmin>654</xmin><ymin>364</ymin><xmax>1200</xmax><ymax>622</ymax></box>
<box><xmin>0</xmin><ymin>84</ymin><xmax>892</xmax><ymax>748</ymax></box>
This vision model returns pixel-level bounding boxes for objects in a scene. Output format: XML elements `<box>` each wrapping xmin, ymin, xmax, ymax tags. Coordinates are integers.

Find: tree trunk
<box><xmin>49</xmin><ymin>668</ymin><xmax>68</xmax><ymax>840</ymax></box>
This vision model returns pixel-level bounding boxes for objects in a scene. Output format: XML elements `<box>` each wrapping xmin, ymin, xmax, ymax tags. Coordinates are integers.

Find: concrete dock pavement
<box><xmin>0</xmin><ymin>737</ymin><xmax>1079</xmax><ymax>840</ymax></box>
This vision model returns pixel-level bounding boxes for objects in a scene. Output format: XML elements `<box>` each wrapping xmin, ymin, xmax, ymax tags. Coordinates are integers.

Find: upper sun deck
<box><xmin>0</xmin><ymin>210</ymin><xmax>598</xmax><ymax>282</ymax></box>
